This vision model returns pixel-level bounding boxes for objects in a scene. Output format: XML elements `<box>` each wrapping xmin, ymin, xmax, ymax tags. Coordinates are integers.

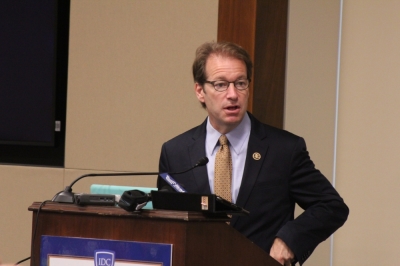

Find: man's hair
<box><xmin>192</xmin><ymin>41</ymin><xmax>253</xmax><ymax>85</ymax></box>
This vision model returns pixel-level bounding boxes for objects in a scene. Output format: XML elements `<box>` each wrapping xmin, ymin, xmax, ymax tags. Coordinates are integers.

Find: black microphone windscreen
<box><xmin>196</xmin><ymin>157</ymin><xmax>209</xmax><ymax>166</ymax></box>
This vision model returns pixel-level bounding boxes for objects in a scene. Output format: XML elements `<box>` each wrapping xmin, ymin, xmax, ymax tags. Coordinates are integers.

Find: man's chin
<box><xmin>224</xmin><ymin>117</ymin><xmax>243</xmax><ymax>127</ymax></box>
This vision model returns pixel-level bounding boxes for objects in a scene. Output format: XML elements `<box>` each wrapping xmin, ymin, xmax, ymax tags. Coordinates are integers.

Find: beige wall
<box><xmin>1</xmin><ymin>1</ymin><xmax>399</xmax><ymax>265</ymax></box>
<box><xmin>334</xmin><ymin>1</ymin><xmax>400</xmax><ymax>265</ymax></box>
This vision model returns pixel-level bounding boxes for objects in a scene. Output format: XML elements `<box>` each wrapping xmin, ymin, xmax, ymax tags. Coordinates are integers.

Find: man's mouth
<box><xmin>225</xmin><ymin>106</ymin><xmax>239</xmax><ymax>111</ymax></box>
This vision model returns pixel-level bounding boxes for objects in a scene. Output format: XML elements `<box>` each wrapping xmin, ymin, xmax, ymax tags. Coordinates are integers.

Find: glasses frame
<box><xmin>204</xmin><ymin>79</ymin><xmax>250</xmax><ymax>92</ymax></box>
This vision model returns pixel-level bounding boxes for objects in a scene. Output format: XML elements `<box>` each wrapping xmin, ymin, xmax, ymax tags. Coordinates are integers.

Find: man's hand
<box><xmin>269</xmin><ymin>238</ymin><xmax>295</xmax><ymax>266</ymax></box>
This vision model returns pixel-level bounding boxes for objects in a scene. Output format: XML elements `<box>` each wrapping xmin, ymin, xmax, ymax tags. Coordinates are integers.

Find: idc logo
<box><xmin>94</xmin><ymin>250</ymin><xmax>115</xmax><ymax>266</ymax></box>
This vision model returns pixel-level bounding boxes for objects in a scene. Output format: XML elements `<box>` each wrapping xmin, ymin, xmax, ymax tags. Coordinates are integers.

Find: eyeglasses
<box><xmin>204</xmin><ymin>79</ymin><xmax>250</xmax><ymax>92</ymax></box>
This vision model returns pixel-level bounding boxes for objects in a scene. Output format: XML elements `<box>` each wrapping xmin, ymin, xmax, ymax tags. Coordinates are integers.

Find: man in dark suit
<box><xmin>158</xmin><ymin>41</ymin><xmax>349</xmax><ymax>265</ymax></box>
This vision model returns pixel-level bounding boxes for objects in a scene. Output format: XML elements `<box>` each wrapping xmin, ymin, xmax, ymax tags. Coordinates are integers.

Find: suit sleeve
<box><xmin>157</xmin><ymin>143</ymin><xmax>170</xmax><ymax>189</ymax></box>
<box><xmin>275</xmin><ymin>137</ymin><xmax>349</xmax><ymax>264</ymax></box>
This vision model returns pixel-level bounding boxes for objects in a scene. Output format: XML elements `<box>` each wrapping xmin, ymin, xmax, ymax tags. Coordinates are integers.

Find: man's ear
<box><xmin>195</xmin><ymin>83</ymin><xmax>205</xmax><ymax>104</ymax></box>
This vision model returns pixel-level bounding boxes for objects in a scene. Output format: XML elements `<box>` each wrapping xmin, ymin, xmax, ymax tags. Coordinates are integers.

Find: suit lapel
<box><xmin>231</xmin><ymin>115</ymin><xmax>269</xmax><ymax>225</ymax></box>
<box><xmin>188</xmin><ymin>118</ymin><xmax>211</xmax><ymax>193</ymax></box>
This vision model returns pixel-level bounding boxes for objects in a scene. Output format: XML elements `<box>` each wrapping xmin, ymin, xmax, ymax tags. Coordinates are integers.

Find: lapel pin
<box><xmin>252</xmin><ymin>152</ymin><xmax>261</xmax><ymax>160</ymax></box>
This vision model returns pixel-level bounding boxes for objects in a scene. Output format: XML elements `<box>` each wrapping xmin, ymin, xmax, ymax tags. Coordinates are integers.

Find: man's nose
<box><xmin>226</xmin><ymin>82</ymin><xmax>238</xmax><ymax>97</ymax></box>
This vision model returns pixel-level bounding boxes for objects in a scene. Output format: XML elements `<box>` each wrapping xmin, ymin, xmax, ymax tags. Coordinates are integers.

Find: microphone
<box><xmin>119</xmin><ymin>157</ymin><xmax>209</xmax><ymax>211</ymax></box>
<box><xmin>158</xmin><ymin>156</ymin><xmax>209</xmax><ymax>192</ymax></box>
<box><xmin>51</xmin><ymin>157</ymin><xmax>209</xmax><ymax>204</ymax></box>
<box><xmin>51</xmin><ymin>171</ymin><xmax>159</xmax><ymax>204</ymax></box>
<box><xmin>170</xmin><ymin>157</ymin><xmax>209</xmax><ymax>175</ymax></box>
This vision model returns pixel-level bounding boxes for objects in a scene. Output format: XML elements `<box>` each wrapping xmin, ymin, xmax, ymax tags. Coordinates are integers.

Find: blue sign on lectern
<box><xmin>40</xmin><ymin>235</ymin><xmax>172</xmax><ymax>266</ymax></box>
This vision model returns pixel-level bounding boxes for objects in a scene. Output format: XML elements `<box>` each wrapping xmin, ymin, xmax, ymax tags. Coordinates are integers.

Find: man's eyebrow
<box><xmin>212</xmin><ymin>75</ymin><xmax>248</xmax><ymax>81</ymax></box>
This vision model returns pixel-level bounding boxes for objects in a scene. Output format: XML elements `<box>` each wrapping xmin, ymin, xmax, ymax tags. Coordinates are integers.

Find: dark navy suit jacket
<box><xmin>158</xmin><ymin>113</ymin><xmax>349</xmax><ymax>264</ymax></box>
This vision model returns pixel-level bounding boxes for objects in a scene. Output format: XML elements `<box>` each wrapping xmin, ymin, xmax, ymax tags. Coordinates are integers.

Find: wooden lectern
<box><xmin>29</xmin><ymin>202</ymin><xmax>280</xmax><ymax>266</ymax></box>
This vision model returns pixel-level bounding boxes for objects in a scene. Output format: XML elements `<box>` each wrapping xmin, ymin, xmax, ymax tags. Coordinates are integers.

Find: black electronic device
<box><xmin>151</xmin><ymin>190</ymin><xmax>249</xmax><ymax>216</ymax></box>
<box><xmin>74</xmin><ymin>194</ymin><xmax>115</xmax><ymax>206</ymax></box>
<box><xmin>118</xmin><ymin>190</ymin><xmax>151</xmax><ymax>211</ymax></box>
<box><xmin>0</xmin><ymin>0</ymin><xmax>70</xmax><ymax>167</ymax></box>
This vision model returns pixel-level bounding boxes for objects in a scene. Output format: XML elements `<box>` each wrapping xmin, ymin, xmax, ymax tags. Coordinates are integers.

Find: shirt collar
<box><xmin>206</xmin><ymin>113</ymin><xmax>251</xmax><ymax>156</ymax></box>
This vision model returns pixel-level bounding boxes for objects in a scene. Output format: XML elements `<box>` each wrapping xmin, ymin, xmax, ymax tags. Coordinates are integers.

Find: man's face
<box><xmin>195</xmin><ymin>55</ymin><xmax>249</xmax><ymax>134</ymax></box>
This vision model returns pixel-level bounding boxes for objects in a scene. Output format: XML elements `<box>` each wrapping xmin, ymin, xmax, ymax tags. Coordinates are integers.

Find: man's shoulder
<box><xmin>163</xmin><ymin>123</ymin><xmax>205</xmax><ymax>147</ymax></box>
<box><xmin>249</xmin><ymin>114</ymin><xmax>301</xmax><ymax>142</ymax></box>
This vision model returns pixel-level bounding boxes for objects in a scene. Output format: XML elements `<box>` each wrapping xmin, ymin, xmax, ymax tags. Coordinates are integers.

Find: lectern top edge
<box><xmin>28</xmin><ymin>201</ymin><xmax>231</xmax><ymax>222</ymax></box>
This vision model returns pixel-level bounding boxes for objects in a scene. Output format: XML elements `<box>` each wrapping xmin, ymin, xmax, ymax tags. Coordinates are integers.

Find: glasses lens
<box><xmin>208</xmin><ymin>80</ymin><xmax>249</xmax><ymax>91</ymax></box>
<box><xmin>234</xmin><ymin>80</ymin><xmax>249</xmax><ymax>90</ymax></box>
<box><xmin>213</xmin><ymin>81</ymin><xmax>229</xmax><ymax>91</ymax></box>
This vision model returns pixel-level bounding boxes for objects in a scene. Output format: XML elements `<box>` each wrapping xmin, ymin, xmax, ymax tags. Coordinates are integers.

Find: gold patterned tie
<box><xmin>214</xmin><ymin>135</ymin><xmax>232</xmax><ymax>202</ymax></box>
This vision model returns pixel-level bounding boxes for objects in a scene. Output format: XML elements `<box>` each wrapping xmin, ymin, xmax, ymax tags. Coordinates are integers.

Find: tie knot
<box><xmin>219</xmin><ymin>135</ymin><xmax>228</xmax><ymax>146</ymax></box>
